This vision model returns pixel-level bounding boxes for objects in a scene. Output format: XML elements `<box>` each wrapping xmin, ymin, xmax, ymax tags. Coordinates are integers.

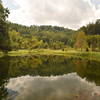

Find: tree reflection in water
<box><xmin>0</xmin><ymin>57</ymin><xmax>9</xmax><ymax>100</ymax></box>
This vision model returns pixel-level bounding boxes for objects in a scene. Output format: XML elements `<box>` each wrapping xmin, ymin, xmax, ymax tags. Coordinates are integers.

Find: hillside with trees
<box><xmin>8</xmin><ymin>22</ymin><xmax>75</xmax><ymax>50</ymax></box>
<box><xmin>7</xmin><ymin>20</ymin><xmax>100</xmax><ymax>52</ymax></box>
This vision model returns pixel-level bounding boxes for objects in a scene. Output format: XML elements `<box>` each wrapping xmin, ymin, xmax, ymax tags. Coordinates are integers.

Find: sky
<box><xmin>2</xmin><ymin>0</ymin><xmax>100</xmax><ymax>29</ymax></box>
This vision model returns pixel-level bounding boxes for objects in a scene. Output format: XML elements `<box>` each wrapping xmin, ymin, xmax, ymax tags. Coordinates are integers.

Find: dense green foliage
<box><xmin>7</xmin><ymin>20</ymin><xmax>100</xmax><ymax>51</ymax></box>
<box><xmin>75</xmin><ymin>19</ymin><xmax>100</xmax><ymax>51</ymax></box>
<box><xmin>87</xmin><ymin>35</ymin><xmax>100</xmax><ymax>51</ymax></box>
<box><xmin>8</xmin><ymin>22</ymin><xmax>75</xmax><ymax>50</ymax></box>
<box><xmin>8</xmin><ymin>19</ymin><xmax>100</xmax><ymax>51</ymax></box>
<box><xmin>80</xmin><ymin>19</ymin><xmax>100</xmax><ymax>35</ymax></box>
<box><xmin>0</xmin><ymin>1</ymin><xmax>10</xmax><ymax>52</ymax></box>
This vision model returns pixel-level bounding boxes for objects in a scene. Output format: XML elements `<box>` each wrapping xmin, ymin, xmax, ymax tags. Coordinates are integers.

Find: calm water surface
<box><xmin>0</xmin><ymin>55</ymin><xmax>100</xmax><ymax>100</ymax></box>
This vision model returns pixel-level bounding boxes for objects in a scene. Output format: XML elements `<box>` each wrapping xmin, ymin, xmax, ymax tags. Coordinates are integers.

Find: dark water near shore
<box><xmin>0</xmin><ymin>55</ymin><xmax>100</xmax><ymax>100</ymax></box>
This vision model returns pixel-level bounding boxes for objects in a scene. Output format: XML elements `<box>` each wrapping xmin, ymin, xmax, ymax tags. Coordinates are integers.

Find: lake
<box><xmin>0</xmin><ymin>55</ymin><xmax>100</xmax><ymax>100</ymax></box>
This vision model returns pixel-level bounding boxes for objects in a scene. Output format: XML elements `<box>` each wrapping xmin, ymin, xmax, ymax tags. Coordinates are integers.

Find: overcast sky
<box><xmin>2</xmin><ymin>0</ymin><xmax>100</xmax><ymax>29</ymax></box>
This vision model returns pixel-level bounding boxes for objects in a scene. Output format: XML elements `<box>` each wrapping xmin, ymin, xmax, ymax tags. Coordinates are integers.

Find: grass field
<box><xmin>0</xmin><ymin>49</ymin><xmax>100</xmax><ymax>61</ymax></box>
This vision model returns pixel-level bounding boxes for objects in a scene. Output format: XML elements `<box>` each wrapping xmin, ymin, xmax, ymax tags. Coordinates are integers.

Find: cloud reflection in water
<box><xmin>6</xmin><ymin>73</ymin><xmax>100</xmax><ymax>100</ymax></box>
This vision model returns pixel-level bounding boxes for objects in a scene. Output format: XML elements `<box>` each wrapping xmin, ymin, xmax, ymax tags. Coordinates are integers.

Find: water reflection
<box><xmin>8</xmin><ymin>56</ymin><xmax>75</xmax><ymax>77</ymax></box>
<box><xmin>4</xmin><ymin>55</ymin><xmax>100</xmax><ymax>86</ymax></box>
<box><xmin>0</xmin><ymin>57</ymin><xmax>9</xmax><ymax>100</ymax></box>
<box><xmin>0</xmin><ymin>55</ymin><xmax>100</xmax><ymax>100</ymax></box>
<box><xmin>74</xmin><ymin>58</ymin><xmax>100</xmax><ymax>86</ymax></box>
<box><xmin>6</xmin><ymin>73</ymin><xmax>100</xmax><ymax>100</ymax></box>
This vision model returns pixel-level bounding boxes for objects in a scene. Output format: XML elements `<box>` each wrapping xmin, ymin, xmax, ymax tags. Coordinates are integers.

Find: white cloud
<box><xmin>6</xmin><ymin>0</ymin><xmax>100</xmax><ymax>29</ymax></box>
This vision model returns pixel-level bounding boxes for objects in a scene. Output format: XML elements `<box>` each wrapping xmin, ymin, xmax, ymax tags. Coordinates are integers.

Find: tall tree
<box><xmin>95</xmin><ymin>19</ymin><xmax>100</xmax><ymax>35</ymax></box>
<box><xmin>74</xmin><ymin>31</ymin><xmax>87</xmax><ymax>51</ymax></box>
<box><xmin>0</xmin><ymin>0</ymin><xmax>10</xmax><ymax>52</ymax></box>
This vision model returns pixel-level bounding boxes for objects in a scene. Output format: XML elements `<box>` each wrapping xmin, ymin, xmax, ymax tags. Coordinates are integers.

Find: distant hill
<box><xmin>8</xmin><ymin>22</ymin><xmax>75</xmax><ymax>35</ymax></box>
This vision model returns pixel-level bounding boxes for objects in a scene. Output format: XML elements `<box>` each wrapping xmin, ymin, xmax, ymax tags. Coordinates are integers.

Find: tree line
<box><xmin>8</xmin><ymin>22</ymin><xmax>75</xmax><ymax>50</ymax></box>
<box><xmin>76</xmin><ymin>20</ymin><xmax>100</xmax><ymax>51</ymax></box>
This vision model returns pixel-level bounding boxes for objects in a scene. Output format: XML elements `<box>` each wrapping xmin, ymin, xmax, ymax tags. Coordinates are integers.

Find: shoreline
<box><xmin>0</xmin><ymin>49</ymin><xmax>100</xmax><ymax>61</ymax></box>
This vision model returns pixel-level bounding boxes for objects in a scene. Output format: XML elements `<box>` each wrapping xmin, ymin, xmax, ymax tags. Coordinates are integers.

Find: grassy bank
<box><xmin>0</xmin><ymin>49</ymin><xmax>100</xmax><ymax>61</ymax></box>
